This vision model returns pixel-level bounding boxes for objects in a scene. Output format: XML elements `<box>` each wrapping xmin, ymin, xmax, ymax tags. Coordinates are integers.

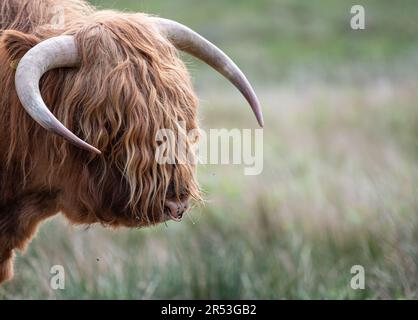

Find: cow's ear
<box><xmin>0</xmin><ymin>30</ymin><xmax>40</xmax><ymax>64</ymax></box>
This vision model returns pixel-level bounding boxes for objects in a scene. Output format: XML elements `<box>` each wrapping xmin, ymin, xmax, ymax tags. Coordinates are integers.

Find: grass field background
<box><xmin>2</xmin><ymin>0</ymin><xmax>418</xmax><ymax>299</ymax></box>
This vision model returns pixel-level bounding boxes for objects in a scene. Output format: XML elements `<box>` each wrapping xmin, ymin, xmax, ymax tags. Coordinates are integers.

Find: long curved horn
<box><xmin>15</xmin><ymin>35</ymin><xmax>101</xmax><ymax>154</ymax></box>
<box><xmin>152</xmin><ymin>17</ymin><xmax>264</xmax><ymax>127</ymax></box>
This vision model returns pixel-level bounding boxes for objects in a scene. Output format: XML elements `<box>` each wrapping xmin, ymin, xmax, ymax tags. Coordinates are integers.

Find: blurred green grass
<box><xmin>2</xmin><ymin>0</ymin><xmax>418</xmax><ymax>299</ymax></box>
<box><xmin>90</xmin><ymin>0</ymin><xmax>418</xmax><ymax>83</ymax></box>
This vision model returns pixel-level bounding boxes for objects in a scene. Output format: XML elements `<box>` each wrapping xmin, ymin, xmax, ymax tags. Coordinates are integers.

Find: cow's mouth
<box><xmin>165</xmin><ymin>210</ymin><xmax>183</xmax><ymax>222</ymax></box>
<box><xmin>164</xmin><ymin>199</ymin><xmax>188</xmax><ymax>222</ymax></box>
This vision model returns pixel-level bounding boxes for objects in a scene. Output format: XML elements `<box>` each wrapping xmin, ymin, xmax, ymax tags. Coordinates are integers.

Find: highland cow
<box><xmin>0</xmin><ymin>0</ymin><xmax>262</xmax><ymax>283</ymax></box>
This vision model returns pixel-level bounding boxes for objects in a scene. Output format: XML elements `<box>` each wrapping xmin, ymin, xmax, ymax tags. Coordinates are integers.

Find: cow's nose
<box><xmin>164</xmin><ymin>199</ymin><xmax>189</xmax><ymax>222</ymax></box>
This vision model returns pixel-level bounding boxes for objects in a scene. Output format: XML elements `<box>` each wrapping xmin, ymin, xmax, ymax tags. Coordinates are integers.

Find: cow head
<box><xmin>2</xmin><ymin>12</ymin><xmax>262</xmax><ymax>228</ymax></box>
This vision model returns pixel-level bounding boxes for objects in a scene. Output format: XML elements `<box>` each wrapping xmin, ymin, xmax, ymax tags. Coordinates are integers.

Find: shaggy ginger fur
<box><xmin>0</xmin><ymin>0</ymin><xmax>201</xmax><ymax>283</ymax></box>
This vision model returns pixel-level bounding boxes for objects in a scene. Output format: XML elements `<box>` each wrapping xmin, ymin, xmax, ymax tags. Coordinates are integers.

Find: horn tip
<box><xmin>74</xmin><ymin>141</ymin><xmax>102</xmax><ymax>155</ymax></box>
<box><xmin>257</xmin><ymin>115</ymin><xmax>264</xmax><ymax>127</ymax></box>
<box><xmin>93</xmin><ymin>149</ymin><xmax>102</xmax><ymax>155</ymax></box>
<box><xmin>89</xmin><ymin>146</ymin><xmax>102</xmax><ymax>155</ymax></box>
<box><xmin>251</xmin><ymin>99</ymin><xmax>264</xmax><ymax>127</ymax></box>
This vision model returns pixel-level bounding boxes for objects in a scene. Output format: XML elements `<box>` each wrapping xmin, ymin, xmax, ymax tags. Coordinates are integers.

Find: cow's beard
<box><xmin>67</xmin><ymin>161</ymin><xmax>201</xmax><ymax>228</ymax></box>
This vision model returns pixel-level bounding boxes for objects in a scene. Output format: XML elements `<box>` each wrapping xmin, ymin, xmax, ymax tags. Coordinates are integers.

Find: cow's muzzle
<box><xmin>164</xmin><ymin>198</ymin><xmax>190</xmax><ymax>222</ymax></box>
